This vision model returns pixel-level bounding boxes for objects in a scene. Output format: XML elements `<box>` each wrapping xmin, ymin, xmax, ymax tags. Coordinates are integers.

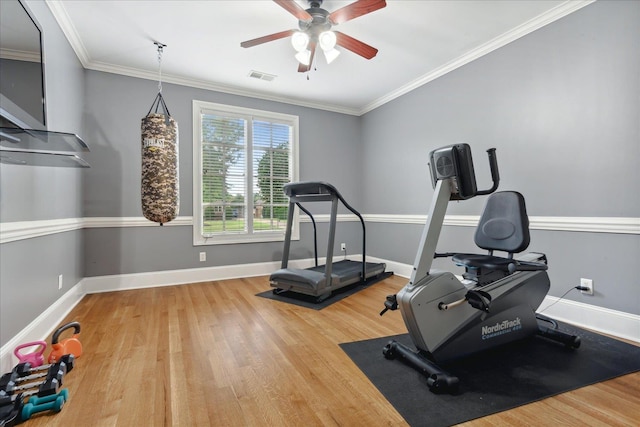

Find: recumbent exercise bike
<box><xmin>380</xmin><ymin>143</ymin><xmax>580</xmax><ymax>393</ymax></box>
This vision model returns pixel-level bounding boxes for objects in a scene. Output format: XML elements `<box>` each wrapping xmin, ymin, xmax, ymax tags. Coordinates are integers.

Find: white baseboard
<box><xmin>3</xmin><ymin>256</ymin><xmax>637</xmax><ymax>372</ymax></box>
<box><xmin>81</xmin><ymin>258</ymin><xmax>318</xmax><ymax>294</ymax></box>
<box><xmin>366</xmin><ymin>256</ymin><xmax>414</xmax><ymax>278</ymax></box>
<box><xmin>82</xmin><ymin>262</ymin><xmax>280</xmax><ymax>294</ymax></box>
<box><xmin>0</xmin><ymin>281</ymin><xmax>85</xmax><ymax>373</ymax></box>
<box><xmin>537</xmin><ymin>296</ymin><xmax>640</xmax><ymax>343</ymax></box>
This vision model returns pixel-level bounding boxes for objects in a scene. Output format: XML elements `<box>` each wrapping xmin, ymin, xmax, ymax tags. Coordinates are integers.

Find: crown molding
<box><xmin>359</xmin><ymin>0</ymin><xmax>596</xmax><ymax>114</ymax></box>
<box><xmin>45</xmin><ymin>0</ymin><xmax>360</xmax><ymax>116</ymax></box>
<box><xmin>45</xmin><ymin>0</ymin><xmax>91</xmax><ymax>67</ymax></box>
<box><xmin>46</xmin><ymin>0</ymin><xmax>595</xmax><ymax>116</ymax></box>
<box><xmin>85</xmin><ymin>61</ymin><xmax>362</xmax><ymax>116</ymax></box>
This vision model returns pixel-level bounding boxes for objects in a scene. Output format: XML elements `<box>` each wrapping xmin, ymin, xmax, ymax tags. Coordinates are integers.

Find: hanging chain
<box><xmin>154</xmin><ymin>42</ymin><xmax>166</xmax><ymax>93</ymax></box>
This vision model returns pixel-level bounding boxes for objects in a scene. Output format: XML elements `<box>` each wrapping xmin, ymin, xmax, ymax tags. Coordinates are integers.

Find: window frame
<box><xmin>192</xmin><ymin>100</ymin><xmax>299</xmax><ymax>246</ymax></box>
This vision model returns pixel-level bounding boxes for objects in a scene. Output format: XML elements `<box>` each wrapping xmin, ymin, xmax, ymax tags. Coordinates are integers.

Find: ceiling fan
<box><xmin>240</xmin><ymin>0</ymin><xmax>387</xmax><ymax>72</ymax></box>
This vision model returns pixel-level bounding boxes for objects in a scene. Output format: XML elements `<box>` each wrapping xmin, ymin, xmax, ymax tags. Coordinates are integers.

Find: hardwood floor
<box><xmin>22</xmin><ymin>275</ymin><xmax>639</xmax><ymax>426</ymax></box>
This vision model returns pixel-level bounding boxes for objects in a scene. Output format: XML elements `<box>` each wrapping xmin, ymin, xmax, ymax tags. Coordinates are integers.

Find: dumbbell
<box><xmin>0</xmin><ymin>355</ymin><xmax>73</xmax><ymax>390</ymax></box>
<box><xmin>0</xmin><ymin>389</ymin><xmax>69</xmax><ymax>426</ymax></box>
<box><xmin>0</xmin><ymin>360</ymin><xmax>70</xmax><ymax>392</ymax></box>
<box><xmin>0</xmin><ymin>381</ymin><xmax>67</xmax><ymax>408</ymax></box>
<box><xmin>1</xmin><ymin>372</ymin><xmax>63</xmax><ymax>399</ymax></box>
<box><xmin>4</xmin><ymin>354</ymin><xmax>75</xmax><ymax>380</ymax></box>
<box><xmin>21</xmin><ymin>389</ymin><xmax>69</xmax><ymax>421</ymax></box>
<box><xmin>1</xmin><ymin>361</ymin><xmax>71</xmax><ymax>399</ymax></box>
<box><xmin>0</xmin><ymin>392</ymin><xmax>23</xmax><ymax>427</ymax></box>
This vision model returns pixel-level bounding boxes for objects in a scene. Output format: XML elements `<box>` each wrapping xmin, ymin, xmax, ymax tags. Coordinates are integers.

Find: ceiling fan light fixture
<box><xmin>323</xmin><ymin>48</ymin><xmax>340</xmax><ymax>64</ymax></box>
<box><xmin>318</xmin><ymin>31</ymin><xmax>337</xmax><ymax>51</ymax></box>
<box><xmin>240</xmin><ymin>0</ymin><xmax>386</xmax><ymax>73</ymax></box>
<box><xmin>295</xmin><ymin>49</ymin><xmax>311</xmax><ymax>66</ymax></box>
<box><xmin>291</xmin><ymin>31</ymin><xmax>309</xmax><ymax>52</ymax></box>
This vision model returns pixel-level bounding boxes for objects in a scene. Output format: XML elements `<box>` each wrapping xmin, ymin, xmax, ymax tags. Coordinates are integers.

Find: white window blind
<box><xmin>193</xmin><ymin>101</ymin><xmax>299</xmax><ymax>245</ymax></box>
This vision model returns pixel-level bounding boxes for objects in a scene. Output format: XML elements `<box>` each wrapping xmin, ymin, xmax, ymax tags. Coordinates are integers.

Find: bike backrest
<box><xmin>474</xmin><ymin>191</ymin><xmax>530</xmax><ymax>254</ymax></box>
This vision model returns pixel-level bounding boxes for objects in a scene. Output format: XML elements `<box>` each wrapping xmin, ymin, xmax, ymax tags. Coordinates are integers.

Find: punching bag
<box><xmin>141</xmin><ymin>92</ymin><xmax>179</xmax><ymax>225</ymax></box>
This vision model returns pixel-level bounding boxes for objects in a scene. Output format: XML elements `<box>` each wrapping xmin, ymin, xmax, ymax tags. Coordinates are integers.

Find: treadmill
<box><xmin>270</xmin><ymin>181</ymin><xmax>387</xmax><ymax>301</ymax></box>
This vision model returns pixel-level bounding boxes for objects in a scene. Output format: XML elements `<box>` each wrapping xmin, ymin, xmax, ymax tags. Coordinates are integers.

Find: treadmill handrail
<box><xmin>282</xmin><ymin>181</ymin><xmax>367</xmax><ymax>281</ymax></box>
<box><xmin>296</xmin><ymin>202</ymin><xmax>318</xmax><ymax>267</ymax></box>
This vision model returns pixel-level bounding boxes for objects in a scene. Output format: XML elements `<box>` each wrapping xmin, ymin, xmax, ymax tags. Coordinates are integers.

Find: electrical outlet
<box><xmin>58</xmin><ymin>274</ymin><xmax>63</xmax><ymax>290</ymax></box>
<box><xmin>580</xmin><ymin>278</ymin><xmax>594</xmax><ymax>295</ymax></box>
<box><xmin>199</xmin><ymin>252</ymin><xmax>206</xmax><ymax>262</ymax></box>
<box><xmin>340</xmin><ymin>243</ymin><xmax>346</xmax><ymax>251</ymax></box>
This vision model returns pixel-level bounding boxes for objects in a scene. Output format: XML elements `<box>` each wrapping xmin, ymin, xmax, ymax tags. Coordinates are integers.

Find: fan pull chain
<box><xmin>154</xmin><ymin>42</ymin><xmax>166</xmax><ymax>93</ymax></box>
<box><xmin>306</xmin><ymin>65</ymin><xmax>318</xmax><ymax>81</ymax></box>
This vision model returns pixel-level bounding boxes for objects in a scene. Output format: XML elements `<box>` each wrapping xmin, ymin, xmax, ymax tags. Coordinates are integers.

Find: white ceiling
<box><xmin>45</xmin><ymin>0</ymin><xmax>593</xmax><ymax>115</ymax></box>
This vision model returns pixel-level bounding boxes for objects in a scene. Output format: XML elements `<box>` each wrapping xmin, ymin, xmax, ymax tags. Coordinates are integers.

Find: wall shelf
<box><xmin>0</xmin><ymin>126</ymin><xmax>90</xmax><ymax>168</ymax></box>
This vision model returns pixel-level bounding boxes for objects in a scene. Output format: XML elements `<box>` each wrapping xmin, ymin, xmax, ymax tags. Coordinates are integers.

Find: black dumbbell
<box><xmin>10</xmin><ymin>354</ymin><xmax>75</xmax><ymax>379</ymax></box>
<box><xmin>0</xmin><ymin>392</ymin><xmax>24</xmax><ymax>427</ymax></box>
<box><xmin>1</xmin><ymin>364</ymin><xmax>65</xmax><ymax>397</ymax></box>
<box><xmin>0</xmin><ymin>379</ymin><xmax>61</xmax><ymax>402</ymax></box>
<box><xmin>0</xmin><ymin>378</ymin><xmax>65</xmax><ymax>408</ymax></box>
<box><xmin>0</xmin><ymin>361</ymin><xmax>67</xmax><ymax>392</ymax></box>
<box><xmin>1</xmin><ymin>359</ymin><xmax>69</xmax><ymax>389</ymax></box>
<box><xmin>0</xmin><ymin>354</ymin><xmax>74</xmax><ymax>391</ymax></box>
<box><xmin>35</xmin><ymin>378</ymin><xmax>62</xmax><ymax>397</ymax></box>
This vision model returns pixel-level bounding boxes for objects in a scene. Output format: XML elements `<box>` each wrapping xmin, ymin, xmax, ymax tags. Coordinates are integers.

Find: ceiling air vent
<box><xmin>248</xmin><ymin>70</ymin><xmax>276</xmax><ymax>82</ymax></box>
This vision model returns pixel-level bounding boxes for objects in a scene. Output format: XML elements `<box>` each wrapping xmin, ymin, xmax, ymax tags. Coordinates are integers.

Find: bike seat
<box><xmin>451</xmin><ymin>191</ymin><xmax>547</xmax><ymax>279</ymax></box>
<box><xmin>452</xmin><ymin>253</ymin><xmax>547</xmax><ymax>273</ymax></box>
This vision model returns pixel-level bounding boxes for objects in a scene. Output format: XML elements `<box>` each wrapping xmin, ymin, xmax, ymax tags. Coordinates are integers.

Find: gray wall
<box><xmin>0</xmin><ymin>0</ymin><xmax>85</xmax><ymax>346</ymax></box>
<box><xmin>82</xmin><ymin>70</ymin><xmax>365</xmax><ymax>276</ymax></box>
<box><xmin>361</xmin><ymin>1</ymin><xmax>640</xmax><ymax>314</ymax></box>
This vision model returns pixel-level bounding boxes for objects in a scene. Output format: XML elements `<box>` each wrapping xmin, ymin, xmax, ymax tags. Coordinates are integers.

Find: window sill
<box><xmin>193</xmin><ymin>232</ymin><xmax>299</xmax><ymax>246</ymax></box>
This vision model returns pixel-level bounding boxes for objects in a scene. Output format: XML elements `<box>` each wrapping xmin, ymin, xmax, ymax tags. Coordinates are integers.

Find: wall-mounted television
<box><xmin>0</xmin><ymin>0</ymin><xmax>46</xmax><ymax>130</ymax></box>
<box><xmin>0</xmin><ymin>0</ymin><xmax>90</xmax><ymax>167</ymax></box>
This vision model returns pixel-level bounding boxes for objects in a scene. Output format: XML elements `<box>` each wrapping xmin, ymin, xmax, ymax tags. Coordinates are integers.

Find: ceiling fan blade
<box><xmin>329</xmin><ymin>0</ymin><xmax>386</xmax><ymax>25</ymax></box>
<box><xmin>334</xmin><ymin>31</ymin><xmax>378</xmax><ymax>59</ymax></box>
<box><xmin>274</xmin><ymin>0</ymin><xmax>313</xmax><ymax>22</ymax></box>
<box><xmin>298</xmin><ymin>42</ymin><xmax>316</xmax><ymax>73</ymax></box>
<box><xmin>297</xmin><ymin>62</ymin><xmax>309</xmax><ymax>73</ymax></box>
<box><xmin>241</xmin><ymin>29</ymin><xmax>295</xmax><ymax>48</ymax></box>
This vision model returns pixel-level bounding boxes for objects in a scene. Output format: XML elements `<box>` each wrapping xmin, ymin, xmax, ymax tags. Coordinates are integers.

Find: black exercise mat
<box><xmin>340</xmin><ymin>322</ymin><xmax>640</xmax><ymax>426</ymax></box>
<box><xmin>256</xmin><ymin>271</ymin><xmax>393</xmax><ymax>310</ymax></box>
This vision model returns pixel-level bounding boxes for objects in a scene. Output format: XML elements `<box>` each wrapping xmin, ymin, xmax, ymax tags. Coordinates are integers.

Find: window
<box><xmin>193</xmin><ymin>101</ymin><xmax>299</xmax><ymax>245</ymax></box>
